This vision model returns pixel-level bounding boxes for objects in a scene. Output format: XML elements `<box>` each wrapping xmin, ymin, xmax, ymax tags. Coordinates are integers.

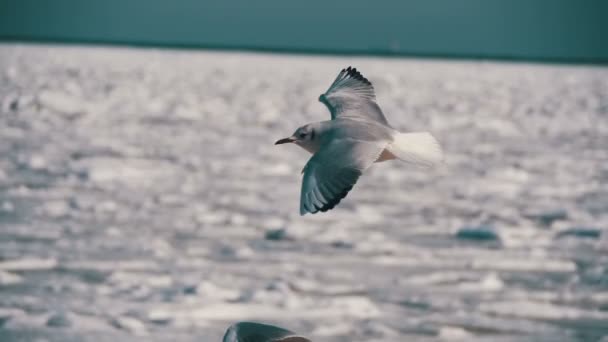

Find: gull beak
<box><xmin>275</xmin><ymin>136</ymin><xmax>296</xmax><ymax>145</ymax></box>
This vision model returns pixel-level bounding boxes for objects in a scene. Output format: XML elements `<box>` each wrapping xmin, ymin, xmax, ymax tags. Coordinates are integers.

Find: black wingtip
<box><xmin>343</xmin><ymin>66</ymin><xmax>371</xmax><ymax>86</ymax></box>
<box><xmin>305</xmin><ymin>185</ymin><xmax>354</xmax><ymax>215</ymax></box>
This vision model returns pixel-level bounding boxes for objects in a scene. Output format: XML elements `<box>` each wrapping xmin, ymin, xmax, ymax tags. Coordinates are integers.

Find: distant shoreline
<box><xmin>2</xmin><ymin>37</ymin><xmax>607</xmax><ymax>67</ymax></box>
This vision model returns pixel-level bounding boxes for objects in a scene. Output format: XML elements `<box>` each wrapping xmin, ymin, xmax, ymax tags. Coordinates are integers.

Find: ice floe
<box><xmin>1</xmin><ymin>43</ymin><xmax>607</xmax><ymax>341</ymax></box>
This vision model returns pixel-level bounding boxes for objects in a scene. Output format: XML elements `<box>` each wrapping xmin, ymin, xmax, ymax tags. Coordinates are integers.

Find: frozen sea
<box><xmin>0</xmin><ymin>44</ymin><xmax>607</xmax><ymax>342</ymax></box>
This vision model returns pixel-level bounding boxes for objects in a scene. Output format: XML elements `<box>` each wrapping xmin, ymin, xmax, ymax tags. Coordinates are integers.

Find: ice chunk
<box><xmin>27</xmin><ymin>154</ymin><xmax>48</xmax><ymax>171</ymax></box>
<box><xmin>110</xmin><ymin>316</ymin><xmax>147</xmax><ymax>336</ymax></box>
<box><xmin>184</xmin><ymin>281</ymin><xmax>240</xmax><ymax>302</ymax></box>
<box><xmin>0</xmin><ymin>270</ymin><xmax>23</xmax><ymax>285</ymax></box>
<box><xmin>108</xmin><ymin>271</ymin><xmax>173</xmax><ymax>289</ymax></box>
<box><xmin>312</xmin><ymin>322</ymin><xmax>351</xmax><ymax>337</ymax></box>
<box><xmin>46</xmin><ymin>311</ymin><xmax>72</xmax><ymax>327</ymax></box>
<box><xmin>0</xmin><ymin>258</ymin><xmax>58</xmax><ymax>271</ymax></box>
<box><xmin>38</xmin><ymin>90</ymin><xmax>85</xmax><ymax>116</ymax></box>
<box><xmin>262</xmin><ymin>163</ymin><xmax>292</xmax><ymax>176</ymax></box>
<box><xmin>457</xmin><ymin>272</ymin><xmax>504</xmax><ymax>292</ymax></box>
<box><xmin>0</xmin><ymin>308</ymin><xmax>25</xmax><ymax>326</ymax></box>
<box><xmin>146</xmin><ymin>309</ymin><xmax>173</xmax><ymax>325</ymax></box>
<box><xmin>40</xmin><ymin>200</ymin><xmax>71</xmax><ymax>219</ymax></box>
<box><xmin>480</xmin><ymin>300</ymin><xmax>608</xmax><ymax>321</ymax></box>
<box><xmin>471</xmin><ymin>257</ymin><xmax>576</xmax><ymax>273</ymax></box>
<box><xmin>438</xmin><ymin>326</ymin><xmax>473</xmax><ymax>340</ymax></box>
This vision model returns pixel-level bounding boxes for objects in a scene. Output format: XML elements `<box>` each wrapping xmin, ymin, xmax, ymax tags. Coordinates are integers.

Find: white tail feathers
<box><xmin>387</xmin><ymin>132</ymin><xmax>443</xmax><ymax>168</ymax></box>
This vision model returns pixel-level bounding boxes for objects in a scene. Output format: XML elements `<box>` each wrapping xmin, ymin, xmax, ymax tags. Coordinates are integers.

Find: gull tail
<box><xmin>386</xmin><ymin>131</ymin><xmax>443</xmax><ymax>168</ymax></box>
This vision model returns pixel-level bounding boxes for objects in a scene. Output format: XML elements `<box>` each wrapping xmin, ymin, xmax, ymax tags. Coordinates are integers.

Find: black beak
<box><xmin>275</xmin><ymin>137</ymin><xmax>295</xmax><ymax>145</ymax></box>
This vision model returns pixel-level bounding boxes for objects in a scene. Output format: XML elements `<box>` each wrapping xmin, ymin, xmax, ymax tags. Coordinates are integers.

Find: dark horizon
<box><xmin>1</xmin><ymin>0</ymin><xmax>607</xmax><ymax>64</ymax></box>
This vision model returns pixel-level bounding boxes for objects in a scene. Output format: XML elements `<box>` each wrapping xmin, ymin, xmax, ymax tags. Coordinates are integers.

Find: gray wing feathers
<box><xmin>223</xmin><ymin>322</ymin><xmax>311</xmax><ymax>342</ymax></box>
<box><xmin>323</xmin><ymin>66</ymin><xmax>376</xmax><ymax>102</ymax></box>
<box><xmin>301</xmin><ymin>167</ymin><xmax>360</xmax><ymax>215</ymax></box>
<box><xmin>319</xmin><ymin>66</ymin><xmax>389</xmax><ymax>126</ymax></box>
<box><xmin>300</xmin><ymin>139</ymin><xmax>385</xmax><ymax>215</ymax></box>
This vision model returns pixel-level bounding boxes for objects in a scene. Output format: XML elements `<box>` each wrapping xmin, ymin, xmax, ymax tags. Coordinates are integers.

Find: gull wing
<box><xmin>300</xmin><ymin>138</ymin><xmax>386</xmax><ymax>215</ymax></box>
<box><xmin>319</xmin><ymin>66</ymin><xmax>390</xmax><ymax>126</ymax></box>
<box><xmin>222</xmin><ymin>322</ymin><xmax>311</xmax><ymax>342</ymax></box>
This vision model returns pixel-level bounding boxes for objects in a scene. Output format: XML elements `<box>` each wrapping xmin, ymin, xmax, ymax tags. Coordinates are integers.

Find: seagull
<box><xmin>275</xmin><ymin>67</ymin><xmax>443</xmax><ymax>215</ymax></box>
<box><xmin>222</xmin><ymin>321</ymin><xmax>311</xmax><ymax>342</ymax></box>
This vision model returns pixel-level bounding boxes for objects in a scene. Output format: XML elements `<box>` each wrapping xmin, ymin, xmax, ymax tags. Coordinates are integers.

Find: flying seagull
<box><xmin>223</xmin><ymin>321</ymin><xmax>311</xmax><ymax>342</ymax></box>
<box><xmin>276</xmin><ymin>67</ymin><xmax>443</xmax><ymax>215</ymax></box>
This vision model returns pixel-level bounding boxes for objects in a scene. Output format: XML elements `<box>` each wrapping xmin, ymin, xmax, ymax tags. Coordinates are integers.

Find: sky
<box><xmin>0</xmin><ymin>0</ymin><xmax>606</xmax><ymax>62</ymax></box>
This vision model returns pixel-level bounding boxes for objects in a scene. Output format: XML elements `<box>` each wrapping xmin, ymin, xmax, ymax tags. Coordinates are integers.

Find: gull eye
<box><xmin>299</xmin><ymin>132</ymin><xmax>307</xmax><ymax>138</ymax></box>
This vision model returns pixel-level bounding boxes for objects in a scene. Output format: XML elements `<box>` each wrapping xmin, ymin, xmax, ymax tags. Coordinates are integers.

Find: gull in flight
<box><xmin>276</xmin><ymin>67</ymin><xmax>443</xmax><ymax>215</ymax></box>
<box><xmin>223</xmin><ymin>321</ymin><xmax>311</xmax><ymax>342</ymax></box>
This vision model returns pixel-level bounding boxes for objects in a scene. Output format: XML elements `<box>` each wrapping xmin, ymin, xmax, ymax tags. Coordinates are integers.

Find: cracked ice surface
<box><xmin>0</xmin><ymin>44</ymin><xmax>608</xmax><ymax>342</ymax></box>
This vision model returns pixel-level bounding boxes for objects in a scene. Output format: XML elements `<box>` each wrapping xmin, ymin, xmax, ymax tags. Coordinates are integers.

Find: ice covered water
<box><xmin>0</xmin><ymin>44</ymin><xmax>607</xmax><ymax>341</ymax></box>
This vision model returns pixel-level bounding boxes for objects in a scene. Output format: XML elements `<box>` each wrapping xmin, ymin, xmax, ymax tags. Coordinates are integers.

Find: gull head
<box><xmin>275</xmin><ymin>124</ymin><xmax>318</xmax><ymax>151</ymax></box>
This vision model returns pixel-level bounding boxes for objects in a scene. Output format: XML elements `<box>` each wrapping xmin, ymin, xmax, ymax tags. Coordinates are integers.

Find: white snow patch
<box><xmin>40</xmin><ymin>200</ymin><xmax>71</xmax><ymax>219</ymax></box>
<box><xmin>471</xmin><ymin>258</ymin><xmax>576</xmax><ymax>273</ymax></box>
<box><xmin>438</xmin><ymin>326</ymin><xmax>473</xmax><ymax>340</ymax></box>
<box><xmin>193</xmin><ymin>281</ymin><xmax>241</xmax><ymax>301</ymax></box>
<box><xmin>38</xmin><ymin>90</ymin><xmax>86</xmax><ymax>116</ymax></box>
<box><xmin>0</xmin><ymin>270</ymin><xmax>24</xmax><ymax>285</ymax></box>
<box><xmin>0</xmin><ymin>258</ymin><xmax>58</xmax><ymax>271</ymax></box>
<box><xmin>480</xmin><ymin>301</ymin><xmax>608</xmax><ymax>321</ymax></box>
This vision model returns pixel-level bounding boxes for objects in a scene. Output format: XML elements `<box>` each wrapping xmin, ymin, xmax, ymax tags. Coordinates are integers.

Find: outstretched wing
<box><xmin>223</xmin><ymin>322</ymin><xmax>311</xmax><ymax>342</ymax></box>
<box><xmin>300</xmin><ymin>138</ymin><xmax>386</xmax><ymax>215</ymax></box>
<box><xmin>319</xmin><ymin>66</ymin><xmax>390</xmax><ymax>126</ymax></box>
